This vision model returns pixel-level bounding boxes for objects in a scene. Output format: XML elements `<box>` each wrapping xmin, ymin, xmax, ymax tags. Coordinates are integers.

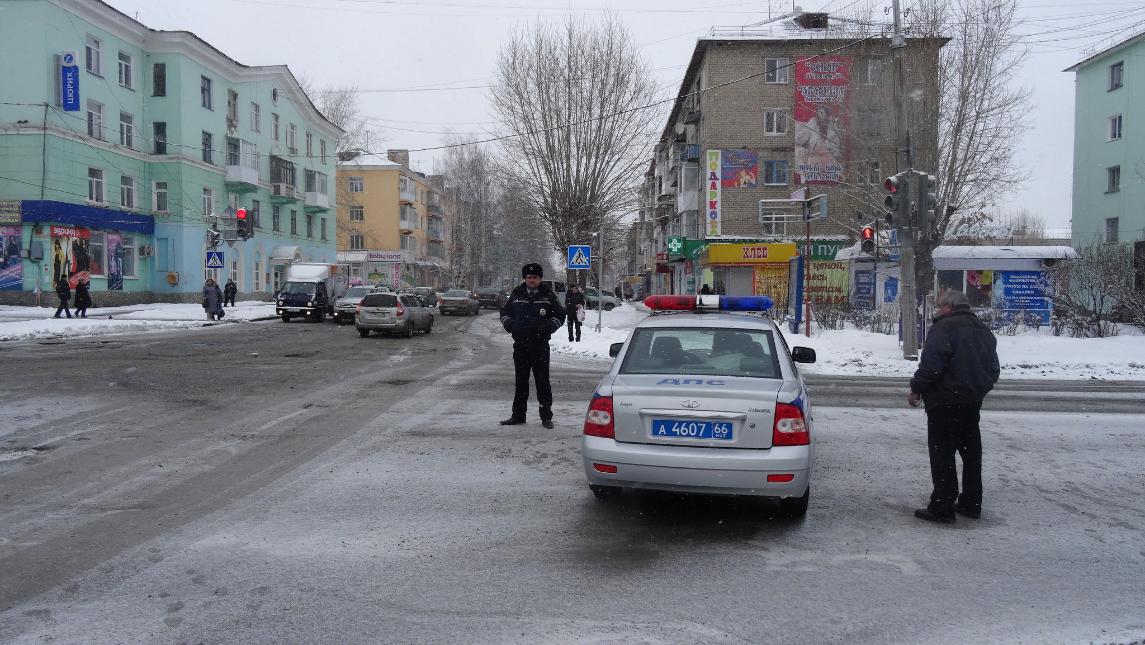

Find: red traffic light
<box><xmin>236</xmin><ymin>208</ymin><xmax>247</xmax><ymax>220</ymax></box>
<box><xmin>861</xmin><ymin>226</ymin><xmax>874</xmax><ymax>241</ymax></box>
<box><xmin>884</xmin><ymin>177</ymin><xmax>899</xmax><ymax>193</ymax></box>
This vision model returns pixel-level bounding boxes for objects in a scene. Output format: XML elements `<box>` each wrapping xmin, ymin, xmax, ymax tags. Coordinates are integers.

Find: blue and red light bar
<box><xmin>644</xmin><ymin>295</ymin><xmax>773</xmax><ymax>312</ymax></box>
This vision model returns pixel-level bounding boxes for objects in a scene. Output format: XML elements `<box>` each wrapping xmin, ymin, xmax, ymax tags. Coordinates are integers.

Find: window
<box><xmin>226</xmin><ymin>137</ymin><xmax>240</xmax><ymax>166</ymax></box>
<box><xmin>202</xmin><ymin>187</ymin><xmax>214</xmax><ymax>216</ymax></box>
<box><xmin>251</xmin><ymin>102</ymin><xmax>261</xmax><ymax>133</ymax></box>
<box><xmin>860</xmin><ymin>58</ymin><xmax>882</xmax><ymax>86</ymax></box>
<box><xmin>88</xmin><ymin>168</ymin><xmax>104</xmax><ymax>202</ymax></box>
<box><xmin>119</xmin><ymin>112</ymin><xmax>133</xmax><ymax>148</ymax></box>
<box><xmin>290</xmin><ymin>210</ymin><xmax>298</xmax><ymax>235</ymax></box>
<box><xmin>152</xmin><ymin>63</ymin><xmax>166</xmax><ymax>96</ymax></box>
<box><xmin>349</xmin><ymin>206</ymin><xmax>364</xmax><ymax>221</ymax></box>
<box><xmin>272</xmin><ymin>205</ymin><xmax>281</xmax><ymax>231</ymax></box>
<box><xmin>230</xmin><ymin>259</ymin><xmax>239</xmax><ymax>287</ymax></box>
<box><xmin>201</xmin><ymin>76</ymin><xmax>212</xmax><ymax>109</ymax></box>
<box><xmin>320</xmin><ymin>140</ymin><xmax>327</xmax><ymax>164</ymax></box>
<box><xmin>227</xmin><ymin>89</ymin><xmax>239</xmax><ymax>126</ymax></box>
<box><xmin>348</xmin><ymin>176</ymin><xmax>364</xmax><ymax>192</ymax></box>
<box><xmin>153</xmin><ymin>122</ymin><xmax>167</xmax><ymax>154</ymax></box>
<box><xmin>765</xmin><ymin>58</ymin><xmax>790</xmax><ymax>84</ymax></box>
<box><xmin>759</xmin><ymin>210</ymin><xmax>788</xmax><ymax>236</ymax></box>
<box><xmin>1106</xmin><ymin>217</ymin><xmax>1119</xmax><ymax>243</ymax></box>
<box><xmin>202</xmin><ymin>131</ymin><xmax>213</xmax><ymax>164</ymax></box>
<box><xmin>619</xmin><ymin>328</ymin><xmax>780</xmax><ymax>379</ymax></box>
<box><xmin>272</xmin><ymin>113</ymin><xmax>280</xmax><ymax>141</ymax></box>
<box><xmin>305</xmin><ymin>170</ymin><xmax>328</xmax><ymax>195</ymax></box>
<box><xmin>349</xmin><ymin>233</ymin><xmax>364</xmax><ymax>250</ymax></box>
<box><xmin>254</xmin><ymin>257</ymin><xmax>263</xmax><ymax>291</ymax></box>
<box><xmin>400</xmin><ymin>234</ymin><xmax>417</xmax><ymax>252</ymax></box>
<box><xmin>117</xmin><ymin>51</ymin><xmax>133</xmax><ymax>89</ymax></box>
<box><xmin>121</xmin><ymin>236</ymin><xmax>137</xmax><ymax>278</ymax></box>
<box><xmin>1109</xmin><ymin>114</ymin><xmax>1122</xmax><ymax>140</ymax></box>
<box><xmin>86</xmin><ymin>100</ymin><xmax>104</xmax><ymax>140</ymax></box>
<box><xmin>153</xmin><ymin>181</ymin><xmax>168</xmax><ymax>213</ymax></box>
<box><xmin>1107</xmin><ymin>165</ymin><xmax>1121</xmax><ymax>193</ymax></box>
<box><xmin>763</xmin><ymin>160</ymin><xmax>789</xmax><ymax>185</ymax></box>
<box><xmin>85</xmin><ymin>34</ymin><xmax>101</xmax><ymax>75</ymax></box>
<box><xmin>306</xmin><ymin>132</ymin><xmax>313</xmax><ymax>157</ymax></box>
<box><xmin>287</xmin><ymin>123</ymin><xmax>297</xmax><ymax>151</ymax></box>
<box><xmin>320</xmin><ymin>217</ymin><xmax>327</xmax><ymax>241</ymax></box>
<box><xmin>120</xmin><ymin>175</ymin><xmax>135</xmax><ymax>208</ymax></box>
<box><xmin>89</xmin><ymin>232</ymin><xmax>106</xmax><ymax>276</ymax></box>
<box><xmin>1110</xmin><ymin>61</ymin><xmax>1124</xmax><ymax>91</ymax></box>
<box><xmin>856</xmin><ymin>159</ymin><xmax>881</xmax><ymax>184</ymax></box>
<box><xmin>305</xmin><ymin>213</ymin><xmax>314</xmax><ymax>237</ymax></box>
<box><xmin>251</xmin><ymin>199</ymin><xmax>261</xmax><ymax>228</ymax></box>
<box><xmin>764</xmin><ymin>109</ymin><xmax>788</xmax><ymax>135</ymax></box>
<box><xmin>228</xmin><ymin>191</ymin><xmax>239</xmax><ymax>211</ymax></box>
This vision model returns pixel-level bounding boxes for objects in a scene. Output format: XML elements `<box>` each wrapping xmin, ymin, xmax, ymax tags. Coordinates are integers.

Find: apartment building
<box><xmin>0</xmin><ymin>0</ymin><xmax>341</xmax><ymax>303</ymax></box>
<box><xmin>335</xmin><ymin>150</ymin><xmax>448</xmax><ymax>289</ymax></box>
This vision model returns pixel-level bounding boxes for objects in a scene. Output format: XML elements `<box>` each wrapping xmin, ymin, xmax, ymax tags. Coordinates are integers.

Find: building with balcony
<box><xmin>0</xmin><ymin>0</ymin><xmax>342</xmax><ymax>303</ymax></box>
<box><xmin>637</xmin><ymin>10</ymin><xmax>945</xmax><ymax>299</ymax></box>
<box><xmin>335</xmin><ymin>150</ymin><xmax>450</xmax><ymax>289</ymax></box>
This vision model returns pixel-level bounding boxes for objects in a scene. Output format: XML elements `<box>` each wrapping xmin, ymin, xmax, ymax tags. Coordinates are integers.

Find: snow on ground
<box><xmin>0</xmin><ymin>301</ymin><xmax>276</xmax><ymax>342</ymax></box>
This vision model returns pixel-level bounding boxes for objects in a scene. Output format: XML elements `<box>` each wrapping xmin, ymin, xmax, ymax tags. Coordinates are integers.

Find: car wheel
<box><xmin>358</xmin><ymin>328</ymin><xmax>370</xmax><ymax>337</ymax></box>
<box><xmin>779</xmin><ymin>487</ymin><xmax>810</xmax><ymax>518</ymax></box>
<box><xmin>603</xmin><ymin>303</ymin><xmax>616</xmax><ymax>311</ymax></box>
<box><xmin>403</xmin><ymin>322</ymin><xmax>414</xmax><ymax>338</ymax></box>
<box><xmin>281</xmin><ymin>314</ymin><xmax>291</xmax><ymax>323</ymax></box>
<box><xmin>590</xmin><ymin>485</ymin><xmax>621</xmax><ymax>500</ymax></box>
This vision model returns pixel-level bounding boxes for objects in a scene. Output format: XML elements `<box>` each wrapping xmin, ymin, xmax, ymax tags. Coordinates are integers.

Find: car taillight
<box><xmin>772</xmin><ymin>402</ymin><xmax>809</xmax><ymax>446</ymax></box>
<box><xmin>395</xmin><ymin>301</ymin><xmax>405</xmax><ymax>317</ymax></box>
<box><xmin>583</xmin><ymin>394</ymin><xmax>614</xmax><ymax>439</ymax></box>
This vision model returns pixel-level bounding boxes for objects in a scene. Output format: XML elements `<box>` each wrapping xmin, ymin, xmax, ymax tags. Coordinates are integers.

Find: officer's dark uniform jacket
<box><xmin>501</xmin><ymin>283</ymin><xmax>565</xmax><ymax>342</ymax></box>
<box><xmin>910</xmin><ymin>305</ymin><xmax>1000</xmax><ymax>410</ymax></box>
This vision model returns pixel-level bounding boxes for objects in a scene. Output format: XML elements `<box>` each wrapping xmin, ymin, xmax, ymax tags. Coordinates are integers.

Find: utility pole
<box><xmin>892</xmin><ymin>0</ymin><xmax>919</xmax><ymax>360</ymax></box>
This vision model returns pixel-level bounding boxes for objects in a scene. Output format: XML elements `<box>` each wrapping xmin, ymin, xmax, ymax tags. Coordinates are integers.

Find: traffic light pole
<box><xmin>892</xmin><ymin>0</ymin><xmax>919</xmax><ymax>360</ymax></box>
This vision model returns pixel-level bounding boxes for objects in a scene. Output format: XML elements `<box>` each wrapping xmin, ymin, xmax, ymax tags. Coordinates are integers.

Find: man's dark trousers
<box><xmin>513</xmin><ymin>341</ymin><xmax>552</xmax><ymax>421</ymax></box>
<box><xmin>926</xmin><ymin>402</ymin><xmax>983</xmax><ymax>516</ymax></box>
<box><xmin>567</xmin><ymin>317</ymin><xmax>581</xmax><ymax>342</ymax></box>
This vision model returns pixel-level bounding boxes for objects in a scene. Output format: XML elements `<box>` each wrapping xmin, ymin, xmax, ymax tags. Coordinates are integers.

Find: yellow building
<box><xmin>335</xmin><ymin>150</ymin><xmax>448</xmax><ymax>288</ymax></box>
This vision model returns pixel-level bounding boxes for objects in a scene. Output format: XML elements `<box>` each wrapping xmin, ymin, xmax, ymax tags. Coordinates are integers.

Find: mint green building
<box><xmin>1067</xmin><ymin>33</ymin><xmax>1145</xmax><ymax>256</ymax></box>
<box><xmin>0</xmin><ymin>0</ymin><xmax>342</xmax><ymax>304</ymax></box>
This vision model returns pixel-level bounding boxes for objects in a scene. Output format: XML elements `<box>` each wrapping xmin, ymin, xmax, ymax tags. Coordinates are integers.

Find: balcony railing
<box><xmin>304</xmin><ymin>191</ymin><xmax>329</xmax><ymax>210</ymax></box>
<box><xmin>399</xmin><ymin>179</ymin><xmax>416</xmax><ymax>203</ymax></box>
<box><xmin>427</xmin><ymin>225</ymin><xmax>444</xmax><ymax>242</ymax></box>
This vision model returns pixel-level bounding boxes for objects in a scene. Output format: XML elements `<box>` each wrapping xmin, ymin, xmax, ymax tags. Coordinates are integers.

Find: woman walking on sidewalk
<box><xmin>202</xmin><ymin>278</ymin><xmax>223</xmax><ymax>321</ymax></box>
<box><xmin>73</xmin><ymin>279</ymin><xmax>91</xmax><ymax>318</ymax></box>
<box><xmin>54</xmin><ymin>277</ymin><xmax>72</xmax><ymax>319</ymax></box>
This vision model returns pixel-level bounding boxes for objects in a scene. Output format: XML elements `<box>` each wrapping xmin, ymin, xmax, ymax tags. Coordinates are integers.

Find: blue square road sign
<box><xmin>567</xmin><ymin>245</ymin><xmax>591</xmax><ymax>270</ymax></box>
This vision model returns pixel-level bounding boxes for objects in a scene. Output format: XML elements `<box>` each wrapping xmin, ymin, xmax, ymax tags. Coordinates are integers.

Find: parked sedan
<box><xmin>333</xmin><ymin>285</ymin><xmax>377</xmax><ymax>324</ymax></box>
<box><xmin>475</xmin><ymin>287</ymin><xmax>508</xmax><ymax>310</ymax></box>
<box><xmin>439</xmin><ymin>289</ymin><xmax>481</xmax><ymax>316</ymax></box>
<box><xmin>356</xmin><ymin>292</ymin><xmax>433</xmax><ymax>337</ymax></box>
<box><xmin>584</xmin><ymin>286</ymin><xmax>619</xmax><ymax>311</ymax></box>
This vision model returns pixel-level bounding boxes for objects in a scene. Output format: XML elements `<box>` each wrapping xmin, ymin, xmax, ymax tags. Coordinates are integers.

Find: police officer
<box><xmin>500</xmin><ymin>263</ymin><xmax>565</xmax><ymax>428</ymax></box>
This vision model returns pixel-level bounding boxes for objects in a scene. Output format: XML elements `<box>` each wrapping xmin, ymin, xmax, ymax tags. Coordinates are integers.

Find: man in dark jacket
<box><xmin>909</xmin><ymin>290</ymin><xmax>1000</xmax><ymax>524</ymax></box>
<box><xmin>223</xmin><ymin>279</ymin><xmax>238</xmax><ymax>307</ymax></box>
<box><xmin>500</xmin><ymin>263</ymin><xmax>566</xmax><ymax>428</ymax></box>
<box><xmin>565</xmin><ymin>285</ymin><xmax>586</xmax><ymax>342</ymax></box>
<box><xmin>54</xmin><ymin>276</ymin><xmax>72</xmax><ymax>319</ymax></box>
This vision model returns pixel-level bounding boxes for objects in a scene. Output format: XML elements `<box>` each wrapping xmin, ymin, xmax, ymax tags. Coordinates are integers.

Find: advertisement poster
<box><xmin>854</xmin><ymin>270</ymin><xmax>875</xmax><ymax>309</ymax></box>
<box><xmin>705</xmin><ymin>149</ymin><xmax>721</xmax><ymax>236</ymax></box>
<box><xmin>752</xmin><ymin>264</ymin><xmax>790</xmax><ymax>310</ymax></box>
<box><xmin>106</xmin><ymin>232</ymin><xmax>124</xmax><ymax>290</ymax></box>
<box><xmin>806</xmin><ymin>261</ymin><xmax>850</xmax><ymax>304</ymax></box>
<box><xmin>965</xmin><ymin>269</ymin><xmax>993</xmax><ymax>307</ymax></box>
<box><xmin>994</xmin><ymin>271</ymin><xmax>1051</xmax><ymax>325</ymax></box>
<box><xmin>367</xmin><ymin>262</ymin><xmax>400</xmax><ymax>290</ymax></box>
<box><xmin>884</xmin><ymin>276</ymin><xmax>899</xmax><ymax>303</ymax></box>
<box><xmin>793</xmin><ymin>56</ymin><xmax>851</xmax><ymax>184</ymax></box>
<box><xmin>721</xmin><ymin>150</ymin><xmax>758</xmax><ymax>188</ymax></box>
<box><xmin>0</xmin><ymin>226</ymin><xmax>23</xmax><ymax>291</ymax></box>
<box><xmin>50</xmin><ymin>225</ymin><xmax>91</xmax><ymax>288</ymax></box>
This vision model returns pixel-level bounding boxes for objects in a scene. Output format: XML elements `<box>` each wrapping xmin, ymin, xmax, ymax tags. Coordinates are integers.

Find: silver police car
<box><xmin>581</xmin><ymin>295</ymin><xmax>817</xmax><ymax>517</ymax></box>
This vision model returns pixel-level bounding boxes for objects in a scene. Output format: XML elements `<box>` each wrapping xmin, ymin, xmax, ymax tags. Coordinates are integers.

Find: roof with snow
<box><xmin>338</xmin><ymin>153</ymin><xmax>401</xmax><ymax>168</ymax></box>
<box><xmin>932</xmin><ymin>246</ymin><xmax>1078</xmax><ymax>260</ymax></box>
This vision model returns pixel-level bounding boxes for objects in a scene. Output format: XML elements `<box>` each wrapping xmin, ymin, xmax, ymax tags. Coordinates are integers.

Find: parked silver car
<box><xmin>582</xmin><ymin>294</ymin><xmax>817</xmax><ymax>517</ymax></box>
<box><xmin>439</xmin><ymin>289</ymin><xmax>480</xmax><ymax>316</ymax></box>
<box><xmin>584</xmin><ymin>286</ymin><xmax>619</xmax><ymax>311</ymax></box>
<box><xmin>356</xmin><ymin>292</ymin><xmax>434</xmax><ymax>337</ymax></box>
<box><xmin>333</xmin><ymin>285</ymin><xmax>377</xmax><ymax>324</ymax></box>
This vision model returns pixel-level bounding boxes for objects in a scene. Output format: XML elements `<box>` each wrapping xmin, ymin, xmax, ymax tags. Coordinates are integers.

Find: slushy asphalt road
<box><xmin>2</xmin><ymin>312</ymin><xmax>1143</xmax><ymax>643</ymax></box>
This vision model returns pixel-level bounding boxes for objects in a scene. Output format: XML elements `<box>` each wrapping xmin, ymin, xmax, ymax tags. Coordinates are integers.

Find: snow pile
<box><xmin>0</xmin><ymin>301</ymin><xmax>276</xmax><ymax>342</ymax></box>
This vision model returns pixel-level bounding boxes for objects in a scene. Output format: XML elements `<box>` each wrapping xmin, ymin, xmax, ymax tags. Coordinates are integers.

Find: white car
<box><xmin>581</xmin><ymin>294</ymin><xmax>817</xmax><ymax>517</ymax></box>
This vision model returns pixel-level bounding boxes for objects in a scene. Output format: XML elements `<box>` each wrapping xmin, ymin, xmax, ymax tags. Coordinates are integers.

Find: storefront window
<box><xmin>937</xmin><ymin>270</ymin><xmax>962</xmax><ymax>295</ymax></box>
<box><xmin>965</xmin><ymin>270</ymin><xmax>993</xmax><ymax>308</ymax></box>
<box><xmin>89</xmin><ymin>232</ymin><xmax>106</xmax><ymax>276</ymax></box>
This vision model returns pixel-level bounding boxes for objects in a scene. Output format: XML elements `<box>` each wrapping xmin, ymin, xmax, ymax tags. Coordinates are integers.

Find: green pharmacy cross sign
<box><xmin>667</xmin><ymin>236</ymin><xmax>685</xmax><ymax>255</ymax></box>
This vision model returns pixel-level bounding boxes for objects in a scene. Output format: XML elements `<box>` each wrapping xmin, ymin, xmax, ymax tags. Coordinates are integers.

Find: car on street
<box><xmin>584</xmin><ymin>286</ymin><xmax>619</xmax><ymax>311</ymax></box>
<box><xmin>413</xmin><ymin>287</ymin><xmax>439</xmax><ymax>308</ymax></box>
<box><xmin>439</xmin><ymin>289</ymin><xmax>481</xmax><ymax>316</ymax></box>
<box><xmin>581</xmin><ymin>294</ymin><xmax>817</xmax><ymax>517</ymax></box>
<box><xmin>475</xmin><ymin>287</ymin><xmax>508</xmax><ymax>310</ymax></box>
<box><xmin>333</xmin><ymin>285</ymin><xmax>377</xmax><ymax>324</ymax></box>
<box><xmin>356</xmin><ymin>291</ymin><xmax>434</xmax><ymax>337</ymax></box>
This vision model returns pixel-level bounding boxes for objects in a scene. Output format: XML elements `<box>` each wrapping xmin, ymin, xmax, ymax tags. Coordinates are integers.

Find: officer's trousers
<box><xmin>512</xmin><ymin>341</ymin><xmax>552</xmax><ymax>421</ymax></box>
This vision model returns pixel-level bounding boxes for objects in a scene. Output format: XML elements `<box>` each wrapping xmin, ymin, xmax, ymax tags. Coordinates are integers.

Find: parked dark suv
<box><xmin>475</xmin><ymin>287</ymin><xmax>508</xmax><ymax>309</ymax></box>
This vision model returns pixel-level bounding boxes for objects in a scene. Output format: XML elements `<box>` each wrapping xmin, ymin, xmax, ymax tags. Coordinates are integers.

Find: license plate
<box><xmin>651</xmin><ymin>419</ymin><xmax>733</xmax><ymax>440</ymax></box>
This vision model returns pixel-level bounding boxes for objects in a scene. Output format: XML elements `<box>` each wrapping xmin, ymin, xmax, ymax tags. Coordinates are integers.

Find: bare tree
<box><xmin>439</xmin><ymin>135</ymin><xmax>498</xmax><ymax>289</ymax></box>
<box><xmin>907</xmin><ymin>0</ymin><xmax>1033</xmax><ymax>292</ymax></box>
<box><xmin>490</xmin><ymin>16</ymin><xmax>659</xmax><ymax>278</ymax></box>
<box><xmin>1045</xmin><ymin>242</ymin><xmax>1136</xmax><ymax>337</ymax></box>
<box><xmin>296</xmin><ymin>77</ymin><xmax>382</xmax><ymax>160</ymax></box>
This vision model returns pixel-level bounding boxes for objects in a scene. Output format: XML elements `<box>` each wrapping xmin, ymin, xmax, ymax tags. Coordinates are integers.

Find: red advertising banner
<box><xmin>793</xmin><ymin>56</ymin><xmax>852</xmax><ymax>184</ymax></box>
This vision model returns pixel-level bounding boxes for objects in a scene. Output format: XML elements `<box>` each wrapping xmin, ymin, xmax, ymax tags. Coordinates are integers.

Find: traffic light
<box><xmin>861</xmin><ymin>225</ymin><xmax>875</xmax><ymax>255</ymax></box>
<box><xmin>915</xmin><ymin>172</ymin><xmax>937</xmax><ymax>229</ymax></box>
<box><xmin>207</xmin><ymin>222</ymin><xmax>222</xmax><ymax>249</ymax></box>
<box><xmin>235</xmin><ymin>207</ymin><xmax>250</xmax><ymax>240</ymax></box>
<box><xmin>883</xmin><ymin>172</ymin><xmax>909</xmax><ymax>226</ymax></box>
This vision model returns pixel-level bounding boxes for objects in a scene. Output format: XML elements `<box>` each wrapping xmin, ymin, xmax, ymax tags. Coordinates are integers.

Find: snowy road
<box><xmin>1</xmin><ymin>313</ymin><xmax>1143</xmax><ymax>643</ymax></box>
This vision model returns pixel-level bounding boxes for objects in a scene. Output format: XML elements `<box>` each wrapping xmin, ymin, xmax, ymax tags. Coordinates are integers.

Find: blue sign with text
<box><xmin>854</xmin><ymin>270</ymin><xmax>875</xmax><ymax>309</ymax></box>
<box><xmin>994</xmin><ymin>270</ymin><xmax>1051</xmax><ymax>325</ymax></box>
<box><xmin>60</xmin><ymin>51</ymin><xmax>80</xmax><ymax>112</ymax></box>
<box><xmin>884</xmin><ymin>276</ymin><xmax>899</xmax><ymax>303</ymax></box>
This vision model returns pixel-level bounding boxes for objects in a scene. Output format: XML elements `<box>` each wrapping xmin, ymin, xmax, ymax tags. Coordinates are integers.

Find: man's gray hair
<box><xmin>937</xmin><ymin>289</ymin><xmax>970</xmax><ymax>308</ymax></box>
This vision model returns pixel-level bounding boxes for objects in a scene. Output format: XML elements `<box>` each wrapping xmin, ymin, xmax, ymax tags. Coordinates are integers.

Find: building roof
<box><xmin>1064</xmin><ymin>30</ymin><xmax>1145</xmax><ymax>72</ymax></box>
<box><xmin>931</xmin><ymin>246</ymin><xmax>1079</xmax><ymax>260</ymax></box>
<box><xmin>338</xmin><ymin>153</ymin><xmax>402</xmax><ymax>169</ymax></box>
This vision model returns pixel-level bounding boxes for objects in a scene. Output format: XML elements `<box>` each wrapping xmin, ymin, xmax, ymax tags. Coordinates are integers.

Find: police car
<box><xmin>581</xmin><ymin>294</ymin><xmax>817</xmax><ymax>517</ymax></box>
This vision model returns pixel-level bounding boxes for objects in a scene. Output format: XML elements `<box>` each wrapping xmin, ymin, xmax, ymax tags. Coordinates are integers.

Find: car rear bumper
<box><xmin>581</xmin><ymin>435</ymin><xmax>809</xmax><ymax>497</ymax></box>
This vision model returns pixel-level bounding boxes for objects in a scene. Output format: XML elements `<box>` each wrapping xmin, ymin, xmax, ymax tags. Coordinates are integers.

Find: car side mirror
<box><xmin>609</xmin><ymin>342</ymin><xmax>624</xmax><ymax>358</ymax></box>
<box><xmin>792</xmin><ymin>346</ymin><xmax>816</xmax><ymax>364</ymax></box>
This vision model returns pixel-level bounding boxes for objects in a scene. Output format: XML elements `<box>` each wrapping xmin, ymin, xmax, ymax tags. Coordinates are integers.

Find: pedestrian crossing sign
<box><xmin>567</xmin><ymin>245</ymin><xmax>591</xmax><ymax>270</ymax></box>
<box><xmin>205</xmin><ymin>251</ymin><xmax>224</xmax><ymax>269</ymax></box>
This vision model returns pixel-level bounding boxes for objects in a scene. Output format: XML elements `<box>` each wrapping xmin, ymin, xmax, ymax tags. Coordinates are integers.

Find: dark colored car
<box><xmin>475</xmin><ymin>287</ymin><xmax>508</xmax><ymax>309</ymax></box>
<box><xmin>439</xmin><ymin>289</ymin><xmax>480</xmax><ymax>316</ymax></box>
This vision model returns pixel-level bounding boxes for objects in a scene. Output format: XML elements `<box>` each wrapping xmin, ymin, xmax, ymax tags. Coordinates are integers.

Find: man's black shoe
<box><xmin>954</xmin><ymin>506</ymin><xmax>981</xmax><ymax>519</ymax></box>
<box><xmin>500</xmin><ymin>417</ymin><xmax>526</xmax><ymax>426</ymax></box>
<box><xmin>914</xmin><ymin>508</ymin><xmax>956</xmax><ymax>524</ymax></box>
<box><xmin>541</xmin><ymin>419</ymin><xmax>554</xmax><ymax>429</ymax></box>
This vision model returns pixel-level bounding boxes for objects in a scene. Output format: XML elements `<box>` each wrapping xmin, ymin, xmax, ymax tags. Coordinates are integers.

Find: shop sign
<box><xmin>366</xmin><ymin>250</ymin><xmax>403</xmax><ymax>262</ymax></box>
<box><xmin>705</xmin><ymin>150</ymin><xmax>721</xmax><ymax>236</ymax></box>
<box><xmin>0</xmin><ymin>201</ymin><xmax>21</xmax><ymax>225</ymax></box>
<box><xmin>705</xmin><ymin>242</ymin><xmax>798</xmax><ymax>265</ymax></box>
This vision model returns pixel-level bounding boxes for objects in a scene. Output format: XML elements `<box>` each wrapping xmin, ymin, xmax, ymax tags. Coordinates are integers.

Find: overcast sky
<box><xmin>103</xmin><ymin>0</ymin><xmax>1145</xmax><ymax>231</ymax></box>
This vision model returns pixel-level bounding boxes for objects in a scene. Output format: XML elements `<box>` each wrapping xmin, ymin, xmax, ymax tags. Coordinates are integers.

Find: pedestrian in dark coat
<box><xmin>202</xmin><ymin>278</ymin><xmax>224</xmax><ymax>321</ymax></box>
<box><xmin>909</xmin><ymin>290</ymin><xmax>1000</xmax><ymax>524</ymax></box>
<box><xmin>223</xmin><ymin>279</ymin><xmax>238</xmax><ymax>307</ymax></box>
<box><xmin>499</xmin><ymin>263</ymin><xmax>566</xmax><ymax>428</ymax></box>
<box><xmin>54</xmin><ymin>277</ymin><xmax>72</xmax><ymax>319</ymax></box>
<box><xmin>73</xmin><ymin>279</ymin><xmax>91</xmax><ymax>318</ymax></box>
<box><xmin>565</xmin><ymin>285</ymin><xmax>586</xmax><ymax>342</ymax></box>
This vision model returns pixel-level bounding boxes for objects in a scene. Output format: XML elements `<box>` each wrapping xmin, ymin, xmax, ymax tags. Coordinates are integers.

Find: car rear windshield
<box><xmin>444</xmin><ymin>290</ymin><xmax>468</xmax><ymax>297</ymax></box>
<box><xmin>361</xmin><ymin>293</ymin><xmax>398</xmax><ymax>307</ymax></box>
<box><xmin>619</xmin><ymin>327</ymin><xmax>781</xmax><ymax>379</ymax></box>
<box><xmin>344</xmin><ymin>287</ymin><xmax>372</xmax><ymax>298</ymax></box>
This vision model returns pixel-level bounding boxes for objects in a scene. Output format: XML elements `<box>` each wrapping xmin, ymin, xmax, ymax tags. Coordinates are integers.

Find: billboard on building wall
<box><xmin>705</xmin><ymin>150</ymin><xmax>721</xmax><ymax>236</ymax></box>
<box><xmin>50</xmin><ymin>226</ymin><xmax>91</xmax><ymax>288</ymax></box>
<box><xmin>806</xmin><ymin>260</ymin><xmax>850</xmax><ymax>304</ymax></box>
<box><xmin>721</xmin><ymin>150</ymin><xmax>758</xmax><ymax>188</ymax></box>
<box><xmin>0</xmin><ymin>226</ymin><xmax>23</xmax><ymax>291</ymax></box>
<box><xmin>794</xmin><ymin>56</ymin><xmax>852</xmax><ymax>184</ymax></box>
<box><xmin>752</xmin><ymin>264</ymin><xmax>789</xmax><ymax>310</ymax></box>
<box><xmin>106</xmin><ymin>232</ymin><xmax>124</xmax><ymax>290</ymax></box>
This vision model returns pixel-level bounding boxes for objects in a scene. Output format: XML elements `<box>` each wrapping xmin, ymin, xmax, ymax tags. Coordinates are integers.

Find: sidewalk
<box><xmin>0</xmin><ymin>301</ymin><xmax>278</xmax><ymax>342</ymax></box>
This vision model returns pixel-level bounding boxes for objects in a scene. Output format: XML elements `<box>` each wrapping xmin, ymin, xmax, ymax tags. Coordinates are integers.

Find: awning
<box><xmin>270</xmin><ymin>245</ymin><xmax>303</xmax><ymax>263</ymax></box>
<box><xmin>337</xmin><ymin>251</ymin><xmax>368</xmax><ymax>263</ymax></box>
